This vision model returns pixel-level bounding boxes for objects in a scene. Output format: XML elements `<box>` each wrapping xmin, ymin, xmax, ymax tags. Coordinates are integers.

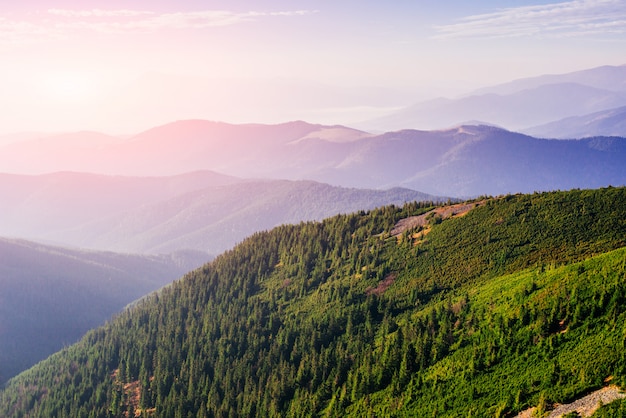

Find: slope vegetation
<box><xmin>1</xmin><ymin>187</ymin><xmax>626</xmax><ymax>417</ymax></box>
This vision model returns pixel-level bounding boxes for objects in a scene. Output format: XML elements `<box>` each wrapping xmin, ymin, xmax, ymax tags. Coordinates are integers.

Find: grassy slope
<box><xmin>358</xmin><ymin>247</ymin><xmax>626</xmax><ymax>416</ymax></box>
<box><xmin>1</xmin><ymin>188</ymin><xmax>626</xmax><ymax>417</ymax></box>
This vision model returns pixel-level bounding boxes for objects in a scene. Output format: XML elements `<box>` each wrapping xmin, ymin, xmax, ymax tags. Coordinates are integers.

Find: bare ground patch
<box><xmin>390</xmin><ymin>200</ymin><xmax>486</xmax><ymax>237</ymax></box>
<box><xmin>513</xmin><ymin>386</ymin><xmax>626</xmax><ymax>418</ymax></box>
<box><xmin>366</xmin><ymin>273</ymin><xmax>397</xmax><ymax>296</ymax></box>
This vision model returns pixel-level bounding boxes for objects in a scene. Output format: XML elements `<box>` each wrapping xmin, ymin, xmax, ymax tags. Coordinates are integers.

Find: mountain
<box><xmin>0</xmin><ymin>170</ymin><xmax>240</xmax><ymax>244</ymax></box>
<box><xmin>0</xmin><ymin>120</ymin><xmax>371</xmax><ymax>176</ymax></box>
<box><xmin>361</xmin><ymin>64</ymin><xmax>626</xmax><ymax>133</ymax></box>
<box><xmin>0</xmin><ymin>237</ymin><xmax>208</xmax><ymax>385</ymax></box>
<box><xmin>52</xmin><ymin>180</ymin><xmax>443</xmax><ymax>255</ymax></box>
<box><xmin>304</xmin><ymin>125</ymin><xmax>626</xmax><ymax>197</ymax></box>
<box><xmin>81</xmin><ymin>72</ymin><xmax>417</xmax><ymax>134</ymax></box>
<box><xmin>0</xmin><ymin>173</ymin><xmax>443</xmax><ymax>255</ymax></box>
<box><xmin>524</xmin><ymin>105</ymin><xmax>626</xmax><ymax>139</ymax></box>
<box><xmin>2</xmin><ymin>187</ymin><xmax>626</xmax><ymax>416</ymax></box>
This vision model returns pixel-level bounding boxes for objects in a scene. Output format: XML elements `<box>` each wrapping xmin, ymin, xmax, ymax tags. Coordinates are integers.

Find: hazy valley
<box><xmin>0</xmin><ymin>237</ymin><xmax>204</xmax><ymax>384</ymax></box>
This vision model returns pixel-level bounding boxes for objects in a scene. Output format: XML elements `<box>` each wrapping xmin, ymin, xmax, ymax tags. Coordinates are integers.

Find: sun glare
<box><xmin>40</xmin><ymin>72</ymin><xmax>97</xmax><ymax>103</ymax></box>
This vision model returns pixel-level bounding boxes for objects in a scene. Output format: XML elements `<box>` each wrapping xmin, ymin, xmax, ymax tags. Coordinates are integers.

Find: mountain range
<box><xmin>0</xmin><ymin>172</ymin><xmax>441</xmax><ymax>255</ymax></box>
<box><xmin>524</xmin><ymin>105</ymin><xmax>626</xmax><ymax>139</ymax></box>
<box><xmin>0</xmin><ymin>170</ymin><xmax>240</xmax><ymax>242</ymax></box>
<box><xmin>1</xmin><ymin>121</ymin><xmax>625</xmax><ymax>197</ymax></box>
<box><xmin>52</xmin><ymin>179</ymin><xmax>440</xmax><ymax>255</ymax></box>
<box><xmin>362</xmin><ymin>64</ymin><xmax>626</xmax><ymax>133</ymax></box>
<box><xmin>0</xmin><ymin>172</ymin><xmax>441</xmax><ymax>383</ymax></box>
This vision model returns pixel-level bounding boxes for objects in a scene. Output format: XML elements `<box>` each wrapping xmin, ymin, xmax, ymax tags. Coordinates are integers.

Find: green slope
<box><xmin>1</xmin><ymin>187</ymin><xmax>626</xmax><ymax>417</ymax></box>
<box><xmin>355</xmin><ymin>246</ymin><xmax>626</xmax><ymax>416</ymax></box>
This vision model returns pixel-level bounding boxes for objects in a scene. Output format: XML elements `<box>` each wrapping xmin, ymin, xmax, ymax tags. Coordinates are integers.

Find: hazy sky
<box><xmin>1</xmin><ymin>0</ymin><xmax>625</xmax><ymax>134</ymax></box>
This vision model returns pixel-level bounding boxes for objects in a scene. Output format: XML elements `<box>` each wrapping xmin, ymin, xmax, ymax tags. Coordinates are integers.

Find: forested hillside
<box><xmin>2</xmin><ymin>187</ymin><xmax>626</xmax><ymax>417</ymax></box>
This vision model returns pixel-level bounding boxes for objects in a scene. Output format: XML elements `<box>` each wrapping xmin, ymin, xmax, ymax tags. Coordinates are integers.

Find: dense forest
<box><xmin>2</xmin><ymin>187</ymin><xmax>626</xmax><ymax>417</ymax></box>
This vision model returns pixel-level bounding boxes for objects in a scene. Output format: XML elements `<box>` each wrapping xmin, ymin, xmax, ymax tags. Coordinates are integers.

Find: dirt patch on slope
<box><xmin>513</xmin><ymin>386</ymin><xmax>626</xmax><ymax>418</ymax></box>
<box><xmin>390</xmin><ymin>201</ymin><xmax>485</xmax><ymax>237</ymax></box>
<box><xmin>366</xmin><ymin>273</ymin><xmax>397</xmax><ymax>296</ymax></box>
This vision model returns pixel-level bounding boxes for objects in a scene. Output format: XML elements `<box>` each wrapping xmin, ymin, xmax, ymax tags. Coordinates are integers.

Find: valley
<box><xmin>0</xmin><ymin>237</ymin><xmax>205</xmax><ymax>384</ymax></box>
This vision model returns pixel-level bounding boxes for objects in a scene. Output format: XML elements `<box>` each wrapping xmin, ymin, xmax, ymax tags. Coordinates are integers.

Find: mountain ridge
<box><xmin>471</xmin><ymin>64</ymin><xmax>626</xmax><ymax>96</ymax></box>
<box><xmin>0</xmin><ymin>172</ymin><xmax>446</xmax><ymax>255</ymax></box>
<box><xmin>364</xmin><ymin>82</ymin><xmax>626</xmax><ymax>132</ymax></box>
<box><xmin>524</xmin><ymin>105</ymin><xmax>626</xmax><ymax>139</ymax></box>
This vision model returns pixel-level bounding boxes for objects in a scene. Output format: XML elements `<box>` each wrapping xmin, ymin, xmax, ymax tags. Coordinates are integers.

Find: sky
<box><xmin>0</xmin><ymin>0</ymin><xmax>625</xmax><ymax>135</ymax></box>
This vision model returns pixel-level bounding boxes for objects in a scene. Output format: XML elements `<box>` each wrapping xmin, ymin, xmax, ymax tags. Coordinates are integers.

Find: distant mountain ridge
<box><xmin>361</xmin><ymin>64</ymin><xmax>626</xmax><ymax>132</ymax></box>
<box><xmin>0</xmin><ymin>120</ymin><xmax>370</xmax><ymax>177</ymax></box>
<box><xmin>524</xmin><ymin>105</ymin><xmax>626</xmax><ymax>139</ymax></box>
<box><xmin>57</xmin><ymin>179</ymin><xmax>442</xmax><ymax>255</ymax></box>
<box><xmin>323</xmin><ymin>125</ymin><xmax>626</xmax><ymax>196</ymax></box>
<box><xmin>364</xmin><ymin>83</ymin><xmax>626</xmax><ymax>132</ymax></box>
<box><xmin>1</xmin><ymin>121</ymin><xmax>625</xmax><ymax>197</ymax></box>
<box><xmin>473</xmin><ymin>64</ymin><xmax>626</xmax><ymax>95</ymax></box>
<box><xmin>0</xmin><ymin>173</ymin><xmax>444</xmax><ymax>255</ymax></box>
<box><xmin>0</xmin><ymin>170</ymin><xmax>241</xmax><ymax>241</ymax></box>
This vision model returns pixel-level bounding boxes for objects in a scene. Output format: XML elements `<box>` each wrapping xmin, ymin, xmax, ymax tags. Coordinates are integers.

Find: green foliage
<box><xmin>593</xmin><ymin>398</ymin><xmax>626</xmax><ymax>417</ymax></box>
<box><xmin>2</xmin><ymin>187</ymin><xmax>626</xmax><ymax>417</ymax></box>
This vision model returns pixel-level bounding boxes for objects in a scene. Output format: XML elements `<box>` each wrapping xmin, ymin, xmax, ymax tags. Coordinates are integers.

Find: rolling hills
<box><xmin>2</xmin><ymin>187</ymin><xmax>626</xmax><ymax>417</ymax></box>
<box><xmin>0</xmin><ymin>238</ymin><xmax>207</xmax><ymax>385</ymax></box>
<box><xmin>0</xmin><ymin>173</ymin><xmax>442</xmax><ymax>255</ymax></box>
<box><xmin>0</xmin><ymin>170</ymin><xmax>241</xmax><ymax>242</ymax></box>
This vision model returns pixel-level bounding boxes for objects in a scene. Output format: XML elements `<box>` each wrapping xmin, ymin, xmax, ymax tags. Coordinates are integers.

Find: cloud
<box><xmin>0</xmin><ymin>17</ymin><xmax>55</xmax><ymax>45</ymax></box>
<box><xmin>47</xmin><ymin>9</ymin><xmax>155</xmax><ymax>18</ymax></box>
<box><xmin>49</xmin><ymin>9</ymin><xmax>316</xmax><ymax>33</ymax></box>
<box><xmin>0</xmin><ymin>8</ymin><xmax>315</xmax><ymax>43</ymax></box>
<box><xmin>434</xmin><ymin>0</ymin><xmax>626</xmax><ymax>39</ymax></box>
